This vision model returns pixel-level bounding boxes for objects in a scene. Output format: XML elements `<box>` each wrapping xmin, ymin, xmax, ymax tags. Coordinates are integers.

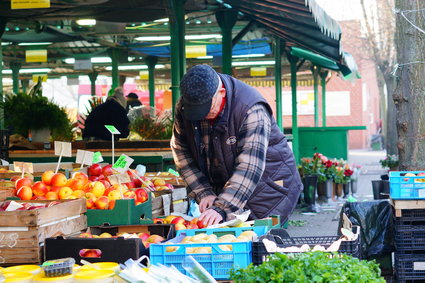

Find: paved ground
<box><xmin>286</xmin><ymin>149</ymin><xmax>387</xmax><ymax>237</ymax></box>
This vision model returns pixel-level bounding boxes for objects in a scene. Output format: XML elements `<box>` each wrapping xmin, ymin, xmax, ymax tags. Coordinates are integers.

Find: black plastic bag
<box><xmin>339</xmin><ymin>200</ymin><xmax>395</xmax><ymax>259</ymax></box>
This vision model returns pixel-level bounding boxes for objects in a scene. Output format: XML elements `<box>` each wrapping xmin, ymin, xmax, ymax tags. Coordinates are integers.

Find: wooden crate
<box><xmin>144</xmin><ymin>172</ymin><xmax>186</xmax><ymax>187</ymax></box>
<box><xmin>391</xmin><ymin>199</ymin><xmax>425</xmax><ymax>217</ymax></box>
<box><xmin>152</xmin><ymin>191</ymin><xmax>172</xmax><ymax>217</ymax></box>
<box><xmin>0</xmin><ymin>199</ymin><xmax>87</xmax><ymax>265</ymax></box>
<box><xmin>0</xmin><ymin>199</ymin><xmax>86</xmax><ymax>227</ymax></box>
<box><xmin>0</xmin><ymin>181</ymin><xmax>14</xmax><ymax>201</ymax></box>
<box><xmin>171</xmin><ymin>188</ymin><xmax>188</xmax><ymax>214</ymax></box>
<box><xmin>0</xmin><ymin>247</ymin><xmax>43</xmax><ymax>265</ymax></box>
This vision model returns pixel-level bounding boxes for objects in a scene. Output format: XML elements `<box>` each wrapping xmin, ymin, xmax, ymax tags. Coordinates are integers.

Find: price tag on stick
<box><xmin>108</xmin><ymin>173</ymin><xmax>131</xmax><ymax>198</ymax></box>
<box><xmin>54</xmin><ymin>141</ymin><xmax>72</xmax><ymax>173</ymax></box>
<box><xmin>92</xmin><ymin>152</ymin><xmax>104</xmax><ymax>164</ymax></box>
<box><xmin>104</xmin><ymin>125</ymin><xmax>120</xmax><ymax>166</ymax></box>
<box><xmin>14</xmin><ymin>162</ymin><xmax>34</xmax><ymax>178</ymax></box>
<box><xmin>112</xmin><ymin>154</ymin><xmax>134</xmax><ymax>174</ymax></box>
<box><xmin>76</xmin><ymin>150</ymin><xmax>94</xmax><ymax>168</ymax></box>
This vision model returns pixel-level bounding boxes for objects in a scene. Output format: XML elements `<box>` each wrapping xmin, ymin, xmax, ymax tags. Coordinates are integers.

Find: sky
<box><xmin>315</xmin><ymin>0</ymin><xmax>363</xmax><ymax>21</ymax></box>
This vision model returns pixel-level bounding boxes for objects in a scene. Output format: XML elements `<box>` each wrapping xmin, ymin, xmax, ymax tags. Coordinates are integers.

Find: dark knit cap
<box><xmin>180</xmin><ymin>64</ymin><xmax>219</xmax><ymax>120</ymax></box>
<box><xmin>127</xmin><ymin>92</ymin><xmax>138</xmax><ymax>99</ymax></box>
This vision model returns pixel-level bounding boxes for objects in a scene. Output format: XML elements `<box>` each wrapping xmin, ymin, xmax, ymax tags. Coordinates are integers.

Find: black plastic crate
<box><xmin>396</xmin><ymin>209</ymin><xmax>425</xmax><ymax>220</ymax></box>
<box><xmin>395</xmin><ymin>227</ymin><xmax>425</xmax><ymax>251</ymax></box>
<box><xmin>45</xmin><ymin>224</ymin><xmax>175</xmax><ymax>264</ymax></box>
<box><xmin>395</xmin><ymin>252</ymin><xmax>425</xmax><ymax>281</ymax></box>
<box><xmin>252</xmin><ymin>226</ymin><xmax>361</xmax><ymax>265</ymax></box>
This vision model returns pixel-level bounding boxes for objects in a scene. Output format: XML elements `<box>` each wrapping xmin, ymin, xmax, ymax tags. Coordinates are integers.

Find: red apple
<box><xmin>88</xmin><ymin>164</ymin><xmax>102</xmax><ymax>177</ymax></box>
<box><xmin>102</xmin><ymin>164</ymin><xmax>114</xmax><ymax>176</ymax></box>
<box><xmin>51</xmin><ymin>173</ymin><xmax>67</xmax><ymax>187</ymax></box>
<box><xmin>135</xmin><ymin>188</ymin><xmax>148</xmax><ymax>203</ymax></box>
<box><xmin>197</xmin><ymin>220</ymin><xmax>207</xmax><ymax>229</ymax></box>
<box><xmin>95</xmin><ymin>196</ymin><xmax>109</xmax><ymax>209</ymax></box>
<box><xmin>41</xmin><ymin>170</ymin><xmax>55</xmax><ymax>185</ymax></box>
<box><xmin>138</xmin><ymin>232</ymin><xmax>150</xmax><ymax>241</ymax></box>
<box><xmin>174</xmin><ymin>223</ymin><xmax>187</xmax><ymax>230</ymax></box>
<box><xmin>171</xmin><ymin>216</ymin><xmax>185</xmax><ymax>225</ymax></box>
<box><xmin>32</xmin><ymin>181</ymin><xmax>48</xmax><ymax>197</ymax></box>
<box><xmin>133</xmin><ymin>178</ymin><xmax>142</xmax><ymax>188</ymax></box>
<box><xmin>17</xmin><ymin>186</ymin><xmax>33</xmax><ymax>200</ymax></box>
<box><xmin>72</xmin><ymin>172</ymin><xmax>89</xmax><ymax>182</ymax></box>
<box><xmin>99</xmin><ymin>180</ymin><xmax>111</xmax><ymax>189</ymax></box>
<box><xmin>15</xmin><ymin>177</ymin><xmax>32</xmax><ymax>190</ymax></box>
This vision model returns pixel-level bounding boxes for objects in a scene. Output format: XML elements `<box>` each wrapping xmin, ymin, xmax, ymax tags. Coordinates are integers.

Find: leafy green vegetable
<box><xmin>230</xmin><ymin>251</ymin><xmax>385</xmax><ymax>283</ymax></box>
<box><xmin>288</xmin><ymin>220</ymin><xmax>307</xmax><ymax>227</ymax></box>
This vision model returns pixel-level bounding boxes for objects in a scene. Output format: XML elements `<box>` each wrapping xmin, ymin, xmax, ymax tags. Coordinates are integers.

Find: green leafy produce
<box><xmin>230</xmin><ymin>251</ymin><xmax>385</xmax><ymax>283</ymax></box>
<box><xmin>129</xmin><ymin>114</ymin><xmax>173</xmax><ymax>140</ymax></box>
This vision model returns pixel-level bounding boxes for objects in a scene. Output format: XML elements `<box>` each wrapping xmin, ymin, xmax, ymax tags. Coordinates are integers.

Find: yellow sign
<box><xmin>250</xmin><ymin>67</ymin><xmax>267</xmax><ymax>76</ymax></box>
<box><xmin>139</xmin><ymin>71</ymin><xmax>149</xmax><ymax>80</ymax></box>
<box><xmin>26</xmin><ymin>49</ymin><xmax>47</xmax><ymax>63</ymax></box>
<box><xmin>32</xmin><ymin>74</ymin><xmax>47</xmax><ymax>82</ymax></box>
<box><xmin>12</xmin><ymin>0</ymin><xmax>50</xmax><ymax>9</ymax></box>
<box><xmin>185</xmin><ymin>45</ymin><xmax>206</xmax><ymax>58</ymax></box>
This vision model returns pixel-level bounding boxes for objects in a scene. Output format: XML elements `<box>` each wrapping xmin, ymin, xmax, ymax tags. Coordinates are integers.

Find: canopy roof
<box><xmin>0</xmin><ymin>0</ymin><xmax>357</xmax><ymax>79</ymax></box>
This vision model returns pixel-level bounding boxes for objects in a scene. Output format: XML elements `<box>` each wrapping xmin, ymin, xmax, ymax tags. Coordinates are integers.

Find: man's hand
<box><xmin>199</xmin><ymin>195</ymin><xmax>216</xmax><ymax>213</ymax></box>
<box><xmin>199</xmin><ymin>209</ymin><xmax>223</xmax><ymax>227</ymax></box>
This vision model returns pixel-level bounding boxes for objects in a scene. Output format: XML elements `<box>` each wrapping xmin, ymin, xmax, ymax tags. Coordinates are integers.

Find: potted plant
<box><xmin>298</xmin><ymin>156</ymin><xmax>322</xmax><ymax>212</ymax></box>
<box><xmin>379</xmin><ymin>154</ymin><xmax>399</xmax><ymax>171</ymax></box>
<box><xmin>1</xmin><ymin>92</ymin><xmax>73</xmax><ymax>142</ymax></box>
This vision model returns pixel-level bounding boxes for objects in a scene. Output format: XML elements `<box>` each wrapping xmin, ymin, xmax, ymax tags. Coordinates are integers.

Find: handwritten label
<box><xmin>13</xmin><ymin>162</ymin><xmax>34</xmax><ymax>173</ymax></box>
<box><xmin>0</xmin><ymin>232</ymin><xmax>19</xmax><ymax>248</ymax></box>
<box><xmin>104</xmin><ymin>125</ymin><xmax>121</xmax><ymax>135</ymax></box>
<box><xmin>112</xmin><ymin>154</ymin><xmax>134</xmax><ymax>173</ymax></box>
<box><xmin>76</xmin><ymin>150</ymin><xmax>94</xmax><ymax>166</ymax></box>
<box><xmin>54</xmin><ymin>141</ymin><xmax>72</xmax><ymax>157</ymax></box>
<box><xmin>93</xmin><ymin>152</ymin><xmax>103</xmax><ymax>164</ymax></box>
<box><xmin>108</xmin><ymin>173</ymin><xmax>131</xmax><ymax>185</ymax></box>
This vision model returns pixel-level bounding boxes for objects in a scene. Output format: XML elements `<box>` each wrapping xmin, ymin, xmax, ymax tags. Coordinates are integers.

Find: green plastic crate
<box><xmin>86</xmin><ymin>196</ymin><xmax>152</xmax><ymax>226</ymax></box>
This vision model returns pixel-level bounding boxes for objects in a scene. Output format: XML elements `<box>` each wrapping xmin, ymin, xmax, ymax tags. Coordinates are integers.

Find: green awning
<box><xmin>290</xmin><ymin>47</ymin><xmax>361</xmax><ymax>81</ymax></box>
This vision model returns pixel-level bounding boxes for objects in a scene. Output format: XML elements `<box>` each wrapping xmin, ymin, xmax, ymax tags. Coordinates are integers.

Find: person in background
<box><xmin>83</xmin><ymin>87</ymin><xmax>130</xmax><ymax>141</ymax></box>
<box><xmin>126</xmin><ymin>92</ymin><xmax>142</xmax><ymax>111</ymax></box>
<box><xmin>171</xmin><ymin>64</ymin><xmax>302</xmax><ymax>226</ymax></box>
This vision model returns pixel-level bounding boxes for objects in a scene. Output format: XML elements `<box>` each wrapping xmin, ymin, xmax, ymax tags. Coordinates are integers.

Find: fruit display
<box><xmin>165</xmin><ymin>231</ymin><xmax>257</xmax><ymax>253</ymax></box>
<box><xmin>158</xmin><ymin>215</ymin><xmax>206</xmax><ymax>230</ymax></box>
<box><xmin>12</xmin><ymin>165</ymin><xmax>150</xmax><ymax>210</ymax></box>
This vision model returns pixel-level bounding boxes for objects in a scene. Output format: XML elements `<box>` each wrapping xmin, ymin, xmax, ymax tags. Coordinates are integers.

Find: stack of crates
<box><xmin>390</xmin><ymin>171</ymin><xmax>425</xmax><ymax>281</ymax></box>
<box><xmin>394</xmin><ymin>209</ymin><xmax>425</xmax><ymax>282</ymax></box>
<box><xmin>0</xmin><ymin>129</ymin><xmax>9</xmax><ymax>161</ymax></box>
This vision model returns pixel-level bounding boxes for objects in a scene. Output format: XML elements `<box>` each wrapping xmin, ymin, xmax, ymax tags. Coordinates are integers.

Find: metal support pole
<box><xmin>145</xmin><ymin>56</ymin><xmax>158</xmax><ymax>108</ymax></box>
<box><xmin>0</xmin><ymin>21</ymin><xmax>6</xmax><ymax>130</ymax></box>
<box><xmin>312</xmin><ymin>66</ymin><xmax>319</xmax><ymax>127</ymax></box>
<box><xmin>274</xmin><ymin>37</ymin><xmax>283</xmax><ymax>130</ymax></box>
<box><xmin>109</xmin><ymin>48</ymin><xmax>119</xmax><ymax>90</ymax></box>
<box><xmin>21</xmin><ymin>79</ymin><xmax>29</xmax><ymax>94</ymax></box>
<box><xmin>216</xmin><ymin>10</ymin><xmax>238</xmax><ymax>75</ymax></box>
<box><xmin>288</xmin><ymin>55</ymin><xmax>299</xmax><ymax>162</ymax></box>
<box><xmin>88</xmin><ymin>71</ymin><xmax>98</xmax><ymax>96</ymax></box>
<box><xmin>320</xmin><ymin>71</ymin><xmax>329</xmax><ymax>127</ymax></box>
<box><xmin>167</xmin><ymin>0</ymin><xmax>186</xmax><ymax>116</ymax></box>
<box><xmin>10</xmin><ymin>62</ymin><xmax>21</xmax><ymax>94</ymax></box>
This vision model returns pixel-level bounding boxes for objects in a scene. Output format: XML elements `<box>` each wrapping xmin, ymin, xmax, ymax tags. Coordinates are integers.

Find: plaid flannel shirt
<box><xmin>171</xmin><ymin>103</ymin><xmax>271</xmax><ymax>220</ymax></box>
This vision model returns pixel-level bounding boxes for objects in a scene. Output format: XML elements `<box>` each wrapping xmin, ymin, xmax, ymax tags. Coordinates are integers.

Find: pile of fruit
<box><xmin>78</xmin><ymin>231</ymin><xmax>165</xmax><ymax>254</ymax></box>
<box><xmin>12</xmin><ymin>167</ymin><xmax>149</xmax><ymax>210</ymax></box>
<box><xmin>153</xmin><ymin>215</ymin><xmax>206</xmax><ymax>230</ymax></box>
<box><xmin>165</xmin><ymin>230</ymin><xmax>257</xmax><ymax>253</ymax></box>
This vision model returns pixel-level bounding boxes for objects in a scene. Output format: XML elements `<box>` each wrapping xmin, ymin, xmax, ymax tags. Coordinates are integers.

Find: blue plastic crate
<box><xmin>150</xmin><ymin>241</ymin><xmax>251</xmax><ymax>279</ymax></box>
<box><xmin>176</xmin><ymin>226</ymin><xmax>268</xmax><ymax>238</ymax></box>
<box><xmin>390</xmin><ymin>171</ymin><xmax>425</xmax><ymax>199</ymax></box>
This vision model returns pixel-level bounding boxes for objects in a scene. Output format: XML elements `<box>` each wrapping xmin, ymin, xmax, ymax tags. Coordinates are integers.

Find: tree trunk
<box><xmin>384</xmin><ymin>73</ymin><xmax>398</xmax><ymax>155</ymax></box>
<box><xmin>394</xmin><ymin>0</ymin><xmax>425</xmax><ymax>170</ymax></box>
